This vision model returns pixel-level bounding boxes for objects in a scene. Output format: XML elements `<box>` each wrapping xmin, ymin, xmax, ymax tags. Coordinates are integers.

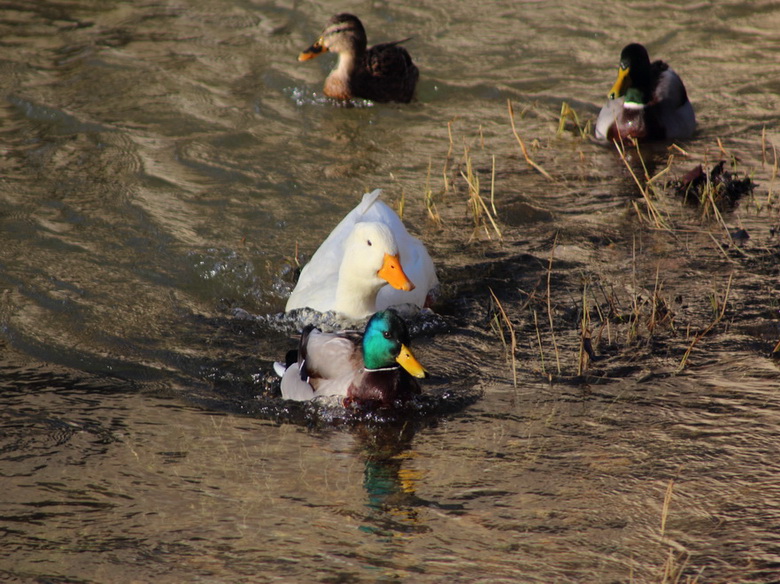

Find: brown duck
<box><xmin>298</xmin><ymin>13</ymin><xmax>419</xmax><ymax>103</ymax></box>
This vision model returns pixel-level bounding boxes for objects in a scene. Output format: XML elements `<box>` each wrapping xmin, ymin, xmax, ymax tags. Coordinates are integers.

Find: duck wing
<box><xmin>300</xmin><ymin>328</ymin><xmax>363</xmax><ymax>381</ymax></box>
<box><xmin>281</xmin><ymin>327</ymin><xmax>363</xmax><ymax>400</ymax></box>
<box><xmin>360</xmin><ymin>40</ymin><xmax>419</xmax><ymax>103</ymax></box>
<box><xmin>649</xmin><ymin>66</ymin><xmax>696</xmax><ymax>140</ymax></box>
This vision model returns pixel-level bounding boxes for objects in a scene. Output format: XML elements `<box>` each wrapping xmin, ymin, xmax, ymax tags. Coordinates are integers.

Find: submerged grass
<box><xmin>425</xmin><ymin>104</ymin><xmax>774</xmax><ymax>387</ymax></box>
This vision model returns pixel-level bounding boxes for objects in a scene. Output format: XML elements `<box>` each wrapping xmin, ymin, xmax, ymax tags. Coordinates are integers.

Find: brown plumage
<box><xmin>298</xmin><ymin>13</ymin><xmax>419</xmax><ymax>103</ymax></box>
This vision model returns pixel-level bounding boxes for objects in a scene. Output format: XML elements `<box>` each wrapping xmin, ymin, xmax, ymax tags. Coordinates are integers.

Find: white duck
<box><xmin>285</xmin><ymin>189</ymin><xmax>438</xmax><ymax>320</ymax></box>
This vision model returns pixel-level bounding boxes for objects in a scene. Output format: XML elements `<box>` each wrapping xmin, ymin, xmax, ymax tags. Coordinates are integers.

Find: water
<box><xmin>2</xmin><ymin>1</ymin><xmax>780</xmax><ymax>582</ymax></box>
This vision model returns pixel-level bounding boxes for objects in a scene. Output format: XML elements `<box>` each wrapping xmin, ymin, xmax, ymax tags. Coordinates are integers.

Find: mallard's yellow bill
<box><xmin>396</xmin><ymin>344</ymin><xmax>428</xmax><ymax>378</ymax></box>
<box><xmin>608</xmin><ymin>66</ymin><xmax>631</xmax><ymax>99</ymax></box>
<box><xmin>298</xmin><ymin>40</ymin><xmax>326</xmax><ymax>62</ymax></box>
<box><xmin>377</xmin><ymin>253</ymin><xmax>415</xmax><ymax>292</ymax></box>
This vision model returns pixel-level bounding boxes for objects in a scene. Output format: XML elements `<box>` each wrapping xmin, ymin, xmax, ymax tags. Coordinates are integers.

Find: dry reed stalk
<box><xmin>592</xmin><ymin>298</ymin><xmax>610</xmax><ymax>346</ymax></box>
<box><xmin>613</xmin><ymin>139</ymin><xmax>671</xmax><ymax>230</ymax></box>
<box><xmin>462</xmin><ymin>146</ymin><xmax>502</xmax><ymax>240</ymax></box>
<box><xmin>424</xmin><ymin>158</ymin><xmax>441</xmax><ymax>224</ymax></box>
<box><xmin>761</xmin><ymin>126</ymin><xmax>767</xmax><ymax>167</ymax></box>
<box><xmin>442</xmin><ymin>118</ymin><xmax>456</xmax><ymax>194</ymax></box>
<box><xmin>767</xmin><ymin>138</ymin><xmax>778</xmax><ymax>206</ymax></box>
<box><xmin>556</xmin><ymin>102</ymin><xmax>590</xmax><ymax>138</ymax></box>
<box><xmin>507</xmin><ymin>99</ymin><xmax>554</xmax><ymax>181</ymax></box>
<box><xmin>490</xmin><ymin>288</ymin><xmax>518</xmax><ymax>387</ymax></box>
<box><xmin>533</xmin><ymin>309</ymin><xmax>547</xmax><ymax>376</ymax></box>
<box><xmin>660</xmin><ymin>549</ymin><xmax>694</xmax><ymax>584</ymax></box>
<box><xmin>677</xmin><ymin>272</ymin><xmax>733</xmax><ymax>372</ymax></box>
<box><xmin>660</xmin><ymin>477</ymin><xmax>674</xmax><ymax>536</ymax></box>
<box><xmin>490</xmin><ymin>154</ymin><xmax>497</xmax><ymax>216</ymax></box>
<box><xmin>716</xmin><ymin>137</ymin><xmax>730</xmax><ymax>160</ymax></box>
<box><xmin>577</xmin><ymin>282</ymin><xmax>592</xmax><ymax>376</ymax></box>
<box><xmin>647</xmin><ymin>264</ymin><xmax>662</xmax><ymax>336</ymax></box>
<box><xmin>546</xmin><ymin>237</ymin><xmax>562</xmax><ymax>374</ymax></box>
<box><xmin>706</xmin><ymin>230</ymin><xmax>741</xmax><ymax>264</ymax></box>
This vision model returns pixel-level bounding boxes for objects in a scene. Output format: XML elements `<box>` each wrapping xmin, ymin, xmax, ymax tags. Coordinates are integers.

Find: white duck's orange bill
<box><xmin>377</xmin><ymin>253</ymin><xmax>415</xmax><ymax>291</ymax></box>
<box><xmin>396</xmin><ymin>344</ymin><xmax>428</xmax><ymax>379</ymax></box>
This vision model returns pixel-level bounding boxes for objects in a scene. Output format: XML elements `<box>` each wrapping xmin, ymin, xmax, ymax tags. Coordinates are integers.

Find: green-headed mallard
<box><xmin>595</xmin><ymin>43</ymin><xmax>695</xmax><ymax>142</ymax></box>
<box><xmin>298</xmin><ymin>13</ymin><xmax>419</xmax><ymax>103</ymax></box>
<box><xmin>279</xmin><ymin>309</ymin><xmax>428</xmax><ymax>407</ymax></box>
<box><xmin>285</xmin><ymin>189</ymin><xmax>438</xmax><ymax>320</ymax></box>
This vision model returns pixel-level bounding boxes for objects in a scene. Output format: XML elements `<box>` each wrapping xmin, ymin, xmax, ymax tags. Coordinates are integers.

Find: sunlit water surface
<box><xmin>2</xmin><ymin>1</ymin><xmax>780</xmax><ymax>582</ymax></box>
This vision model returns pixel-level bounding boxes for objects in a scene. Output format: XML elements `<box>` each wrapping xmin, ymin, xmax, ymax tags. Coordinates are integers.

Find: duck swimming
<box><xmin>595</xmin><ymin>43</ymin><xmax>695</xmax><ymax>142</ymax></box>
<box><xmin>298</xmin><ymin>13</ymin><xmax>419</xmax><ymax>103</ymax></box>
<box><xmin>279</xmin><ymin>309</ymin><xmax>427</xmax><ymax>408</ymax></box>
<box><xmin>285</xmin><ymin>189</ymin><xmax>438</xmax><ymax>320</ymax></box>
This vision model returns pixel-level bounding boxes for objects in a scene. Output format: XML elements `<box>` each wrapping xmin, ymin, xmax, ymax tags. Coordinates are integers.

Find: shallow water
<box><xmin>2</xmin><ymin>1</ymin><xmax>780</xmax><ymax>582</ymax></box>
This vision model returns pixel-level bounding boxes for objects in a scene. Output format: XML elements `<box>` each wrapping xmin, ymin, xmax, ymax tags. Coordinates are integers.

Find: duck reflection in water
<box><xmin>352</xmin><ymin>421</ymin><xmax>463</xmax><ymax>537</ymax></box>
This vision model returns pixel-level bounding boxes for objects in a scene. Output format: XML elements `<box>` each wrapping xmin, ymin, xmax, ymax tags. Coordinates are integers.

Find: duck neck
<box><xmin>336</xmin><ymin>50</ymin><xmax>361</xmax><ymax>77</ymax></box>
<box><xmin>325</xmin><ymin>47</ymin><xmax>365</xmax><ymax>98</ymax></box>
<box><xmin>334</xmin><ymin>269</ymin><xmax>381</xmax><ymax>318</ymax></box>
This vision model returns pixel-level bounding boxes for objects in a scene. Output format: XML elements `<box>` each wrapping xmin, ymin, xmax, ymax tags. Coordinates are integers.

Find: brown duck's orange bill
<box><xmin>608</xmin><ymin>66</ymin><xmax>631</xmax><ymax>99</ymax></box>
<box><xmin>396</xmin><ymin>344</ymin><xmax>428</xmax><ymax>379</ymax></box>
<box><xmin>377</xmin><ymin>253</ymin><xmax>414</xmax><ymax>291</ymax></box>
<box><xmin>298</xmin><ymin>41</ymin><xmax>327</xmax><ymax>62</ymax></box>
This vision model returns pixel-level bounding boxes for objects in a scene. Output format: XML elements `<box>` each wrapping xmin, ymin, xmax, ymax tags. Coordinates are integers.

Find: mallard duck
<box><xmin>595</xmin><ymin>43</ymin><xmax>695</xmax><ymax>142</ymax></box>
<box><xmin>279</xmin><ymin>309</ymin><xmax>427</xmax><ymax>407</ymax></box>
<box><xmin>298</xmin><ymin>13</ymin><xmax>419</xmax><ymax>103</ymax></box>
<box><xmin>285</xmin><ymin>189</ymin><xmax>438</xmax><ymax>319</ymax></box>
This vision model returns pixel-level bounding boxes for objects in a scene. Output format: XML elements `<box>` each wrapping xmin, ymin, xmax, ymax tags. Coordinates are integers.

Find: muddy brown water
<box><xmin>2</xmin><ymin>1</ymin><xmax>780</xmax><ymax>583</ymax></box>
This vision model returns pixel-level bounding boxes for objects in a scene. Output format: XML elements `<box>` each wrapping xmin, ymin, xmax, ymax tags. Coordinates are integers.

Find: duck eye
<box><xmin>367</xmin><ymin>239</ymin><xmax>372</xmax><ymax>246</ymax></box>
<box><xmin>383</xmin><ymin>330</ymin><xmax>391</xmax><ymax>339</ymax></box>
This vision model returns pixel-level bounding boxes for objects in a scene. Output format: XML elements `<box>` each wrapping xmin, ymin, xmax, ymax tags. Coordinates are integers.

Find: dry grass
<box><xmin>461</xmin><ymin>145</ymin><xmax>502</xmax><ymax>241</ymax></box>
<box><xmin>577</xmin><ymin>279</ymin><xmax>592</xmax><ymax>376</ymax></box>
<box><xmin>613</xmin><ymin>138</ymin><xmax>674</xmax><ymax>230</ymax></box>
<box><xmin>508</xmin><ymin>98</ymin><xmax>554</xmax><ymax>181</ymax></box>
<box><xmin>545</xmin><ymin>237</ymin><xmax>562</xmax><ymax>375</ymax></box>
<box><xmin>424</xmin><ymin>103</ymin><xmax>771</xmax><ymax>388</ymax></box>
<box><xmin>677</xmin><ymin>272</ymin><xmax>733</xmax><ymax>372</ymax></box>
<box><xmin>556</xmin><ymin>101</ymin><xmax>591</xmax><ymax>139</ymax></box>
<box><xmin>489</xmin><ymin>288</ymin><xmax>518</xmax><ymax>387</ymax></box>
<box><xmin>424</xmin><ymin>157</ymin><xmax>442</xmax><ymax>224</ymax></box>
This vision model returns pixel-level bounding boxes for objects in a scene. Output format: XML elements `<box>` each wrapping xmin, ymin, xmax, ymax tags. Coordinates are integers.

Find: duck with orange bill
<box><xmin>298</xmin><ymin>13</ymin><xmax>418</xmax><ymax>103</ymax></box>
<box><xmin>285</xmin><ymin>189</ymin><xmax>438</xmax><ymax>320</ymax></box>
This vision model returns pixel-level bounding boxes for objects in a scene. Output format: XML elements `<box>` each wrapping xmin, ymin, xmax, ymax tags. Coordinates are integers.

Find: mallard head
<box><xmin>362</xmin><ymin>309</ymin><xmax>427</xmax><ymax>378</ymax></box>
<box><xmin>608</xmin><ymin>43</ymin><xmax>653</xmax><ymax>101</ymax></box>
<box><xmin>299</xmin><ymin>13</ymin><xmax>368</xmax><ymax>61</ymax></box>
